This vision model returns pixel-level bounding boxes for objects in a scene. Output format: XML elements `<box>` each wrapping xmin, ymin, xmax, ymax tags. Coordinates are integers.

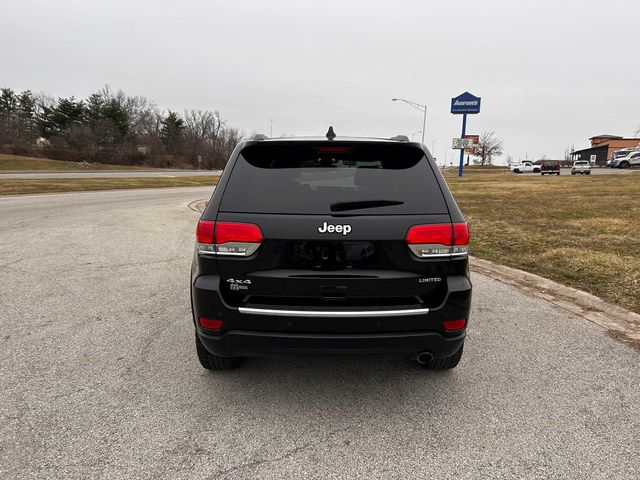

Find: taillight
<box><xmin>443</xmin><ymin>318</ymin><xmax>467</xmax><ymax>332</ymax></box>
<box><xmin>196</xmin><ymin>221</ymin><xmax>263</xmax><ymax>256</ymax></box>
<box><xmin>198</xmin><ymin>317</ymin><xmax>224</xmax><ymax>331</ymax></box>
<box><xmin>406</xmin><ymin>223</ymin><xmax>469</xmax><ymax>258</ymax></box>
<box><xmin>196</xmin><ymin>220</ymin><xmax>215</xmax><ymax>244</ymax></box>
<box><xmin>453</xmin><ymin>223</ymin><xmax>469</xmax><ymax>246</ymax></box>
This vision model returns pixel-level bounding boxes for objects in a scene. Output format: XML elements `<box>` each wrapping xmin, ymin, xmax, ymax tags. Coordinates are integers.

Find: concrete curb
<box><xmin>188</xmin><ymin>199</ymin><xmax>207</xmax><ymax>213</ymax></box>
<box><xmin>470</xmin><ymin>256</ymin><xmax>640</xmax><ymax>349</ymax></box>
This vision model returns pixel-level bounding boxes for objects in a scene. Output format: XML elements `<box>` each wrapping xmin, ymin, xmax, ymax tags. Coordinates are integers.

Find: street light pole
<box><xmin>392</xmin><ymin>98</ymin><xmax>427</xmax><ymax>144</ymax></box>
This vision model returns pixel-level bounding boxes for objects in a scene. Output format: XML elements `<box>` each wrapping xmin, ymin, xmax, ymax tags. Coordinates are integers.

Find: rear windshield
<box><xmin>220</xmin><ymin>142</ymin><xmax>447</xmax><ymax>215</ymax></box>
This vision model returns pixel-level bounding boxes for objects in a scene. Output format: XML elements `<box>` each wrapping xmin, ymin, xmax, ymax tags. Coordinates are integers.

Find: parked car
<box><xmin>540</xmin><ymin>160</ymin><xmax>561</xmax><ymax>175</ymax></box>
<box><xmin>191</xmin><ymin>130</ymin><xmax>471</xmax><ymax>370</ymax></box>
<box><xmin>613</xmin><ymin>150</ymin><xmax>640</xmax><ymax>169</ymax></box>
<box><xmin>609</xmin><ymin>148</ymin><xmax>639</xmax><ymax>168</ymax></box>
<box><xmin>510</xmin><ymin>161</ymin><xmax>540</xmax><ymax>174</ymax></box>
<box><xmin>571</xmin><ymin>160</ymin><xmax>591</xmax><ymax>175</ymax></box>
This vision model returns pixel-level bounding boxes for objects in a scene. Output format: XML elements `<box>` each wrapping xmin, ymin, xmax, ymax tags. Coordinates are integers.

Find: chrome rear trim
<box><xmin>238</xmin><ymin>307</ymin><xmax>430</xmax><ymax>318</ymax></box>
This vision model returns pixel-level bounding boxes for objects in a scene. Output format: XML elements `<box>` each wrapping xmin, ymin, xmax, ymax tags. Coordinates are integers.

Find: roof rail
<box><xmin>389</xmin><ymin>135</ymin><xmax>410</xmax><ymax>142</ymax></box>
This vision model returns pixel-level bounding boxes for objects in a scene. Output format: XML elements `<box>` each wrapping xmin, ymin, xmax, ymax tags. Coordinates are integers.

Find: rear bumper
<box><xmin>192</xmin><ymin>274</ymin><xmax>471</xmax><ymax>358</ymax></box>
<box><xmin>198</xmin><ymin>329</ymin><xmax>465</xmax><ymax>358</ymax></box>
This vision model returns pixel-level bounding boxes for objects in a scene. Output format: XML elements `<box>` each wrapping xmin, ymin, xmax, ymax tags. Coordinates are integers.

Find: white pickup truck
<box><xmin>510</xmin><ymin>161</ymin><xmax>540</xmax><ymax>174</ymax></box>
<box><xmin>571</xmin><ymin>160</ymin><xmax>591</xmax><ymax>175</ymax></box>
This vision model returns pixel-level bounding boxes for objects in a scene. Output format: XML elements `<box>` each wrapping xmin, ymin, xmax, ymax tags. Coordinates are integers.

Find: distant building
<box><xmin>571</xmin><ymin>134</ymin><xmax>640</xmax><ymax>166</ymax></box>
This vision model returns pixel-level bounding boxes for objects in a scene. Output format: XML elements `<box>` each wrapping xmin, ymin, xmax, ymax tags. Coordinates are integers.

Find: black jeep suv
<box><xmin>190</xmin><ymin>131</ymin><xmax>472</xmax><ymax>370</ymax></box>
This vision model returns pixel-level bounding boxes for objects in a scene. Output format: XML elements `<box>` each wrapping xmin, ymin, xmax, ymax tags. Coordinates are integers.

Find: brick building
<box><xmin>571</xmin><ymin>134</ymin><xmax>640</xmax><ymax>166</ymax></box>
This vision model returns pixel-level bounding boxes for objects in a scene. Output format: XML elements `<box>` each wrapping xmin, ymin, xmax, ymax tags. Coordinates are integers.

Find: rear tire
<box><xmin>421</xmin><ymin>343</ymin><xmax>464</xmax><ymax>370</ymax></box>
<box><xmin>195</xmin><ymin>333</ymin><xmax>242</xmax><ymax>370</ymax></box>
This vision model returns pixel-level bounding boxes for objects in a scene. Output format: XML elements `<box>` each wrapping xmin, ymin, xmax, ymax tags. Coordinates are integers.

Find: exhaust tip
<box><xmin>416</xmin><ymin>351</ymin><xmax>433</xmax><ymax>365</ymax></box>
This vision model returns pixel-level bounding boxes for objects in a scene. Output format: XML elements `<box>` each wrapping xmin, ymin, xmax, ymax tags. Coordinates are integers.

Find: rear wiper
<box><xmin>330</xmin><ymin>200</ymin><xmax>404</xmax><ymax>212</ymax></box>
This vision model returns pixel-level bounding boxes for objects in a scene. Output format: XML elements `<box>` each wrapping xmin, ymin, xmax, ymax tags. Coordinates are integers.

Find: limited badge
<box><xmin>419</xmin><ymin>277</ymin><xmax>442</xmax><ymax>283</ymax></box>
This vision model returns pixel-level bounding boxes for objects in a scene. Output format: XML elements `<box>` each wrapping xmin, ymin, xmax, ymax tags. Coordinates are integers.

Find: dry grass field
<box><xmin>445</xmin><ymin>168</ymin><xmax>640</xmax><ymax>313</ymax></box>
<box><xmin>0</xmin><ymin>176</ymin><xmax>219</xmax><ymax>196</ymax></box>
<box><xmin>0</xmin><ymin>153</ymin><xmax>154</xmax><ymax>171</ymax></box>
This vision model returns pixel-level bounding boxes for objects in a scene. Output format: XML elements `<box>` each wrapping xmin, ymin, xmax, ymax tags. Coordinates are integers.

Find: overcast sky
<box><xmin>2</xmin><ymin>0</ymin><xmax>639</xmax><ymax>164</ymax></box>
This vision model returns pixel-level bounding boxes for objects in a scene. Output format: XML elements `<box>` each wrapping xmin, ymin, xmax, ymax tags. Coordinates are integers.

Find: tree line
<box><xmin>0</xmin><ymin>86</ymin><xmax>243</xmax><ymax>169</ymax></box>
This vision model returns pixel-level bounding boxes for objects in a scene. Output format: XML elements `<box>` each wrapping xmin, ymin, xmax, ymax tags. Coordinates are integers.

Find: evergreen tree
<box><xmin>36</xmin><ymin>97</ymin><xmax>86</xmax><ymax>138</ymax></box>
<box><xmin>160</xmin><ymin>111</ymin><xmax>184</xmax><ymax>154</ymax></box>
<box><xmin>0</xmin><ymin>88</ymin><xmax>18</xmax><ymax>117</ymax></box>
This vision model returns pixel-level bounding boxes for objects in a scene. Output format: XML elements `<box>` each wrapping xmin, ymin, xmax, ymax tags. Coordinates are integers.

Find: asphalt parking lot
<box><xmin>561</xmin><ymin>167</ymin><xmax>636</xmax><ymax>175</ymax></box>
<box><xmin>558</xmin><ymin>167</ymin><xmax>634</xmax><ymax>175</ymax></box>
<box><xmin>1</xmin><ymin>187</ymin><xmax>638</xmax><ymax>479</ymax></box>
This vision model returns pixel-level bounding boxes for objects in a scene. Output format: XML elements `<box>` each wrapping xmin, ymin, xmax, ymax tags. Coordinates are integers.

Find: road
<box><xmin>0</xmin><ymin>170</ymin><xmax>221</xmax><ymax>179</ymax></box>
<box><xmin>504</xmin><ymin>168</ymin><xmax>636</xmax><ymax>176</ymax></box>
<box><xmin>1</xmin><ymin>188</ymin><xmax>638</xmax><ymax>479</ymax></box>
<box><xmin>560</xmin><ymin>167</ymin><xmax>636</xmax><ymax>175</ymax></box>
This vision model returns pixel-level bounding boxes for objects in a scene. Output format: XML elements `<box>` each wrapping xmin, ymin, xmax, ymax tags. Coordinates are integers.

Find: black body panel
<box><xmin>191</xmin><ymin>137</ymin><xmax>472</xmax><ymax>359</ymax></box>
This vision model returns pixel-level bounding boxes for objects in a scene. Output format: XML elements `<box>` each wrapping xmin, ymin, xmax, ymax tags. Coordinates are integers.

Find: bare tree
<box><xmin>183</xmin><ymin>109</ymin><xmax>223</xmax><ymax>146</ymax></box>
<box><xmin>473</xmin><ymin>131</ymin><xmax>503</xmax><ymax>166</ymax></box>
<box><xmin>563</xmin><ymin>144</ymin><xmax>575</xmax><ymax>161</ymax></box>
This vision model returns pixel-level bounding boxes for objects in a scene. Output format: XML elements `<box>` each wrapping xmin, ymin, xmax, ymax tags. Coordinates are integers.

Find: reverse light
<box><xmin>198</xmin><ymin>317</ymin><xmax>224</xmax><ymax>331</ymax></box>
<box><xmin>443</xmin><ymin>318</ymin><xmax>467</xmax><ymax>332</ymax></box>
<box><xmin>406</xmin><ymin>223</ymin><xmax>469</xmax><ymax>258</ymax></box>
<box><xmin>196</xmin><ymin>221</ymin><xmax>263</xmax><ymax>256</ymax></box>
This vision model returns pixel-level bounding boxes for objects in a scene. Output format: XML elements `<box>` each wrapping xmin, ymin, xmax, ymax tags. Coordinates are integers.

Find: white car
<box><xmin>510</xmin><ymin>161</ymin><xmax>540</xmax><ymax>174</ymax></box>
<box><xmin>614</xmin><ymin>150</ymin><xmax>640</xmax><ymax>169</ymax></box>
<box><xmin>571</xmin><ymin>160</ymin><xmax>591</xmax><ymax>175</ymax></box>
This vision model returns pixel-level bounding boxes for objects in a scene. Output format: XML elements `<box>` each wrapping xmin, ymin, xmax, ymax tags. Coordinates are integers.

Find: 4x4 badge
<box><xmin>226</xmin><ymin>278</ymin><xmax>251</xmax><ymax>292</ymax></box>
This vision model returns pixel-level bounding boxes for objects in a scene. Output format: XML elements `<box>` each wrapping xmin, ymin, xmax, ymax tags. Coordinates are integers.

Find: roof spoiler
<box><xmin>389</xmin><ymin>135</ymin><xmax>410</xmax><ymax>142</ymax></box>
<box><xmin>249</xmin><ymin>133</ymin><xmax>269</xmax><ymax>141</ymax></box>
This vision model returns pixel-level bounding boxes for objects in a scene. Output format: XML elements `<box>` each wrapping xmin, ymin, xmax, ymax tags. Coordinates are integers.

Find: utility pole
<box><xmin>458</xmin><ymin>114</ymin><xmax>467</xmax><ymax>177</ymax></box>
